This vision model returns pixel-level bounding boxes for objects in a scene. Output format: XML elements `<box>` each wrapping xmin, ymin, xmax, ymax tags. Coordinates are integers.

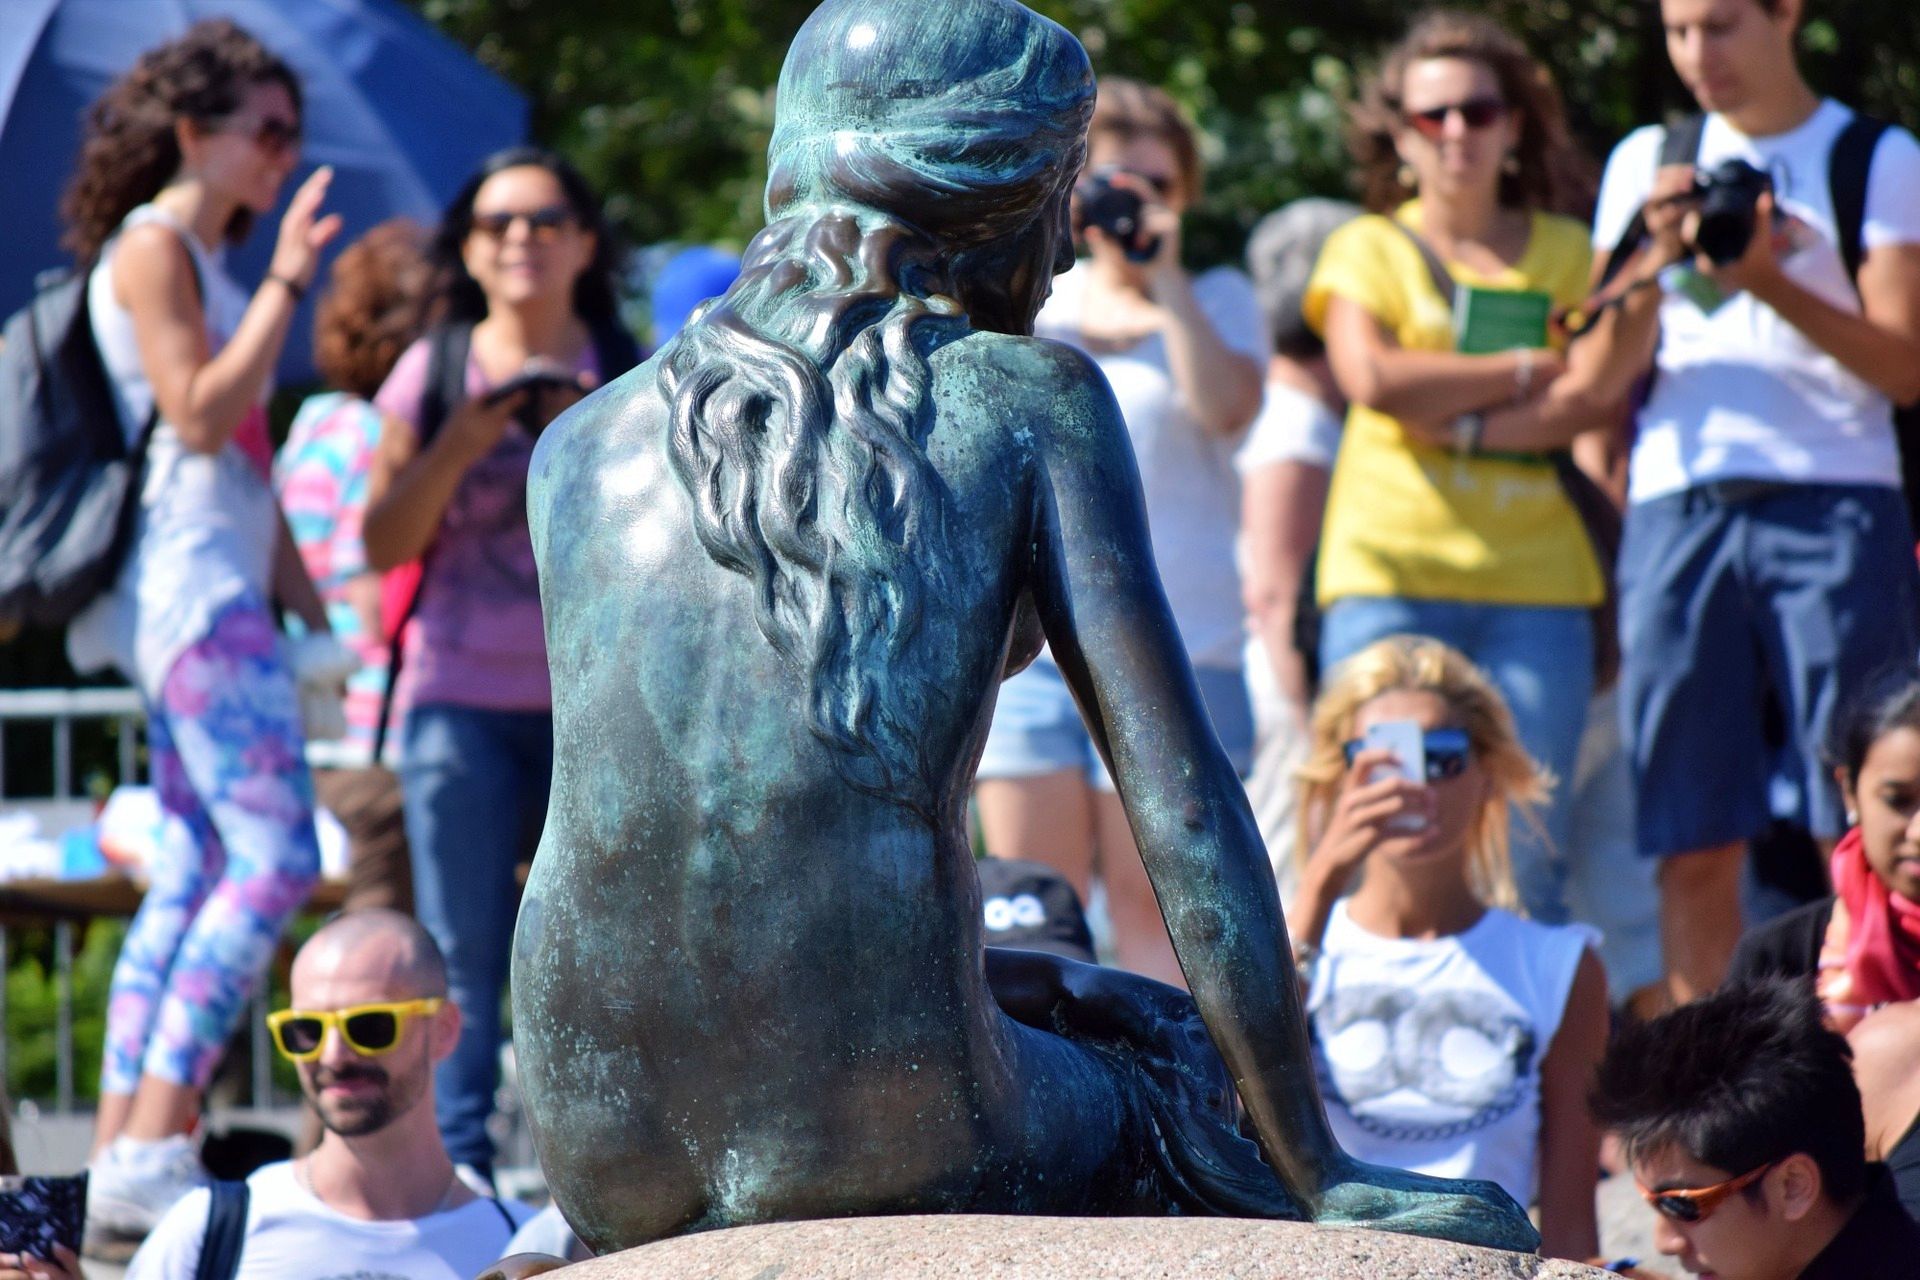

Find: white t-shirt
<box><xmin>126</xmin><ymin>1163</ymin><xmax>536</xmax><ymax>1280</ymax></box>
<box><xmin>1036</xmin><ymin>262</ymin><xmax>1269</xmax><ymax>670</ymax></box>
<box><xmin>1234</xmin><ymin>379</ymin><xmax>1342</xmax><ymax>475</ymax></box>
<box><xmin>67</xmin><ymin>204</ymin><xmax>281</xmax><ymax>698</ymax></box>
<box><xmin>1592</xmin><ymin>101</ymin><xmax>1920</xmax><ymax>502</ymax></box>
<box><xmin>1307</xmin><ymin>901</ymin><xmax>1596</xmax><ymax>1208</ymax></box>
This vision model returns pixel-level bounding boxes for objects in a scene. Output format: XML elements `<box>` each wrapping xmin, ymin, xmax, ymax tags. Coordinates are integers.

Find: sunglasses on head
<box><xmin>1404</xmin><ymin>96</ymin><xmax>1509</xmax><ymax>139</ymax></box>
<box><xmin>267</xmin><ymin>998</ymin><xmax>444</xmax><ymax>1061</ymax></box>
<box><xmin>470</xmin><ymin>205</ymin><xmax>578</xmax><ymax>242</ymax></box>
<box><xmin>1636</xmin><ymin>1161</ymin><xmax>1776</xmax><ymax>1224</ymax></box>
<box><xmin>218</xmin><ymin>115</ymin><xmax>301</xmax><ymax>157</ymax></box>
<box><xmin>1342</xmin><ymin>727</ymin><xmax>1473</xmax><ymax>782</ymax></box>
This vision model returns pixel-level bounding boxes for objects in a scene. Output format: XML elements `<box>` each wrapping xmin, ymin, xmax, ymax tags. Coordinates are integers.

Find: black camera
<box><xmin>1689</xmin><ymin>158</ymin><xmax>1772</xmax><ymax>266</ymax></box>
<box><xmin>1073</xmin><ymin>165</ymin><xmax>1162</xmax><ymax>263</ymax></box>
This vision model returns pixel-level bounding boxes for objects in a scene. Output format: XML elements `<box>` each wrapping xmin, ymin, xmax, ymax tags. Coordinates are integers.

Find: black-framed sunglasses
<box><xmin>1342</xmin><ymin>727</ymin><xmax>1473</xmax><ymax>782</ymax></box>
<box><xmin>218</xmin><ymin>114</ymin><xmax>302</xmax><ymax>157</ymax></box>
<box><xmin>470</xmin><ymin>205</ymin><xmax>578</xmax><ymax>242</ymax></box>
<box><xmin>1404</xmin><ymin>96</ymin><xmax>1509</xmax><ymax>139</ymax></box>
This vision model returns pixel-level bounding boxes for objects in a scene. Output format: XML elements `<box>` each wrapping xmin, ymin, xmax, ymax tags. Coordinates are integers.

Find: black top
<box><xmin>1890</xmin><ymin>1108</ymin><xmax>1920</xmax><ymax>1225</ymax></box>
<box><xmin>1800</xmin><ymin>1165</ymin><xmax>1920</xmax><ymax>1278</ymax></box>
<box><xmin>1726</xmin><ymin>898</ymin><xmax>1834</xmax><ymax>988</ymax></box>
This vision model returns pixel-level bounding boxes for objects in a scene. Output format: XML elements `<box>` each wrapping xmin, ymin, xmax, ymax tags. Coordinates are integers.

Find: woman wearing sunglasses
<box><xmin>60</xmin><ymin>19</ymin><xmax>342</xmax><ymax>1234</ymax></box>
<box><xmin>1289</xmin><ymin>635</ymin><xmax>1608</xmax><ymax>1260</ymax></box>
<box><xmin>361</xmin><ymin>146</ymin><xmax>638</xmax><ymax>1184</ymax></box>
<box><xmin>972</xmin><ymin>77</ymin><xmax>1266</xmax><ymax>987</ymax></box>
<box><xmin>1306</xmin><ymin>11</ymin><xmax>1605</xmax><ymax>930</ymax></box>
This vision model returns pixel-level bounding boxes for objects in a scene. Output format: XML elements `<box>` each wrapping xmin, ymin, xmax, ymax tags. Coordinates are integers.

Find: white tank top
<box><xmin>67</xmin><ymin>205</ymin><xmax>279</xmax><ymax>699</ymax></box>
<box><xmin>1306</xmin><ymin>900</ymin><xmax>1596</xmax><ymax>1207</ymax></box>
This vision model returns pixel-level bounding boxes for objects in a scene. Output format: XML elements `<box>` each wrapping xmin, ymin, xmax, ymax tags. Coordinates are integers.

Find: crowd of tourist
<box><xmin>6</xmin><ymin>0</ymin><xmax>1920</xmax><ymax>1276</ymax></box>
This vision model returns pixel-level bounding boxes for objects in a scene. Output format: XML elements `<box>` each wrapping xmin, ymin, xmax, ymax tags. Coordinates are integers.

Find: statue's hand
<box><xmin>1311</xmin><ymin>1155</ymin><xmax>1542</xmax><ymax>1256</ymax></box>
<box><xmin>474</xmin><ymin>1253</ymin><xmax>573</xmax><ymax>1280</ymax></box>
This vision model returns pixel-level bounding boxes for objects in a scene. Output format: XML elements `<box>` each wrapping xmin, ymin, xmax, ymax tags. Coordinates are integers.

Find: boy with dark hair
<box><xmin>1590</xmin><ymin>980</ymin><xmax>1920</xmax><ymax>1279</ymax></box>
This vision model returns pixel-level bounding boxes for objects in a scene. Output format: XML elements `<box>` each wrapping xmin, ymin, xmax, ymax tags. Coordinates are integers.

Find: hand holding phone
<box><xmin>0</xmin><ymin>1173</ymin><xmax>86</xmax><ymax>1258</ymax></box>
<box><xmin>1362</xmin><ymin>720</ymin><xmax>1429</xmax><ymax>833</ymax></box>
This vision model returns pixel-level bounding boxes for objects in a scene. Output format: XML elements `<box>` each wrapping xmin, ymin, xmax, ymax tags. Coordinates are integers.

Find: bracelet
<box><xmin>267</xmin><ymin>273</ymin><xmax>307</xmax><ymax>302</ymax></box>
<box><xmin>1450</xmin><ymin>411</ymin><xmax>1486</xmax><ymax>458</ymax></box>
<box><xmin>1512</xmin><ymin>347</ymin><xmax>1536</xmax><ymax>403</ymax></box>
<box><xmin>1292</xmin><ymin>940</ymin><xmax>1321</xmax><ymax>980</ymax></box>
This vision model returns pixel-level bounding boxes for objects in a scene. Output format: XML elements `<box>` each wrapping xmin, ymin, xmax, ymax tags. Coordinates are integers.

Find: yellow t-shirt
<box><xmin>1304</xmin><ymin>203</ymin><xmax>1603</xmax><ymax>609</ymax></box>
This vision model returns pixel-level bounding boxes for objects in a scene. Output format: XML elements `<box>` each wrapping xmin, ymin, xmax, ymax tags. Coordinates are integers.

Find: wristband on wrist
<box><xmin>1512</xmin><ymin>347</ymin><xmax>1536</xmax><ymax>403</ymax></box>
<box><xmin>267</xmin><ymin>273</ymin><xmax>306</xmax><ymax>302</ymax></box>
<box><xmin>1450</xmin><ymin>411</ymin><xmax>1486</xmax><ymax>458</ymax></box>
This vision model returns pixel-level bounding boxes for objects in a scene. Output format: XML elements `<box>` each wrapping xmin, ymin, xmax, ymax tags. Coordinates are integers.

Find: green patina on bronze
<box><xmin>513</xmin><ymin>0</ymin><xmax>1538</xmax><ymax>1255</ymax></box>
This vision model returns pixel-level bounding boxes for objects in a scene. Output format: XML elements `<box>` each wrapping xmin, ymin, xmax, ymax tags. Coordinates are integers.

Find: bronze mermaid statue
<box><xmin>513</xmin><ymin>0</ymin><xmax>1539</xmax><ymax>1255</ymax></box>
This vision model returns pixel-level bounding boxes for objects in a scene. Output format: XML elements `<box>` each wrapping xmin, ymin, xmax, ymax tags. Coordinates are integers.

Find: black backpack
<box><xmin>0</xmin><ymin>270</ymin><xmax>156</xmax><ymax>631</ymax></box>
<box><xmin>1661</xmin><ymin>111</ymin><xmax>1920</xmax><ymax>529</ymax></box>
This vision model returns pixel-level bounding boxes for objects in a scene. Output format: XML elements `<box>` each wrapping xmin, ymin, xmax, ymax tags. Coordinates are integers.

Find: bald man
<box><xmin>127</xmin><ymin>911</ymin><xmax>535</xmax><ymax>1280</ymax></box>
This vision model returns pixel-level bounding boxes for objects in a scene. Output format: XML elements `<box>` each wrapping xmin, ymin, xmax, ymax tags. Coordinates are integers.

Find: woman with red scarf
<box><xmin>1728</xmin><ymin>679</ymin><xmax>1920</xmax><ymax>1026</ymax></box>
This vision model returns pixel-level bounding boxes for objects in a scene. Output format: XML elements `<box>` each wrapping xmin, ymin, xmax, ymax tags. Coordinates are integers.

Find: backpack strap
<box><xmin>193</xmin><ymin>1180</ymin><xmax>250</xmax><ymax>1280</ymax></box>
<box><xmin>417</xmin><ymin>321</ymin><xmax>475</xmax><ymax>450</ymax></box>
<box><xmin>1660</xmin><ymin>112</ymin><xmax>1707</xmax><ymax>168</ymax></box>
<box><xmin>1830</xmin><ymin>111</ymin><xmax>1890</xmax><ymax>286</ymax></box>
<box><xmin>488</xmin><ymin>1196</ymin><xmax>516</xmax><ymax>1238</ymax></box>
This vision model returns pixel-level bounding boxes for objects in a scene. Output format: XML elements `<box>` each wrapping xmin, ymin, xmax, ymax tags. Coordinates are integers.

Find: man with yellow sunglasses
<box><xmin>125</xmin><ymin>910</ymin><xmax>534</xmax><ymax>1280</ymax></box>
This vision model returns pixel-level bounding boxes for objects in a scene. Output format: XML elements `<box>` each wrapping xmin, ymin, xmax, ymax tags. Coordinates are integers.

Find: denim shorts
<box><xmin>1618</xmin><ymin>482</ymin><xmax>1920</xmax><ymax>857</ymax></box>
<box><xmin>976</xmin><ymin>655</ymin><xmax>1254</xmax><ymax>790</ymax></box>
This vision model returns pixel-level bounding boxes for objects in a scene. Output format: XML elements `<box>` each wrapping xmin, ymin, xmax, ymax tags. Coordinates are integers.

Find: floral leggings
<box><xmin>101</xmin><ymin>597</ymin><xmax>321</xmax><ymax>1095</ymax></box>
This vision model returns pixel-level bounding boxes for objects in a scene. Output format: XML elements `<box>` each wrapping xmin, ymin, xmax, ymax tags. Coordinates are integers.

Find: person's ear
<box><xmin>428</xmin><ymin>998</ymin><xmax>463</xmax><ymax>1065</ymax></box>
<box><xmin>1772</xmin><ymin>1152</ymin><xmax>1824</xmax><ymax>1222</ymax></box>
<box><xmin>173</xmin><ymin>116</ymin><xmax>208</xmax><ymax>173</ymax></box>
<box><xmin>1836</xmin><ymin>766</ymin><xmax>1859</xmax><ymax>824</ymax></box>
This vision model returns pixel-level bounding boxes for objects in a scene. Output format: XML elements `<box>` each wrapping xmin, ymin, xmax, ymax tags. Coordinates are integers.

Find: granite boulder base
<box><xmin>522</xmin><ymin>1217</ymin><xmax>1613</xmax><ymax>1279</ymax></box>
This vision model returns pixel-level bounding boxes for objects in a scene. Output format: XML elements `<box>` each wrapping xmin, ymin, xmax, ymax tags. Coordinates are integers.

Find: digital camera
<box><xmin>1073</xmin><ymin>165</ymin><xmax>1162</xmax><ymax>263</ymax></box>
<box><xmin>1689</xmin><ymin>158</ymin><xmax>1772</xmax><ymax>267</ymax></box>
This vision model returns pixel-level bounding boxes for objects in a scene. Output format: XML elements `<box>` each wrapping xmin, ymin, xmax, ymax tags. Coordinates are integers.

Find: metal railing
<box><xmin>0</xmin><ymin>687</ymin><xmax>145</xmax><ymax>1112</ymax></box>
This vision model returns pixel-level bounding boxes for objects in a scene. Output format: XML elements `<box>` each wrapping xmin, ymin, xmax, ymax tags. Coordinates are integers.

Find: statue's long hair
<box><xmin>659</xmin><ymin>0</ymin><xmax>1093</xmax><ymax>812</ymax></box>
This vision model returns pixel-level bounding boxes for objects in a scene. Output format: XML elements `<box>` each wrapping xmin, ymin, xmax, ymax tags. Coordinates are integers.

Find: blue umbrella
<box><xmin>0</xmin><ymin>0</ymin><xmax>528</xmax><ymax>384</ymax></box>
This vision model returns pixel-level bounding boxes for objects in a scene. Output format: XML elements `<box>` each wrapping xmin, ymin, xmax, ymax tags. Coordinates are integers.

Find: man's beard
<box><xmin>302</xmin><ymin>1060</ymin><xmax>413</xmax><ymax>1137</ymax></box>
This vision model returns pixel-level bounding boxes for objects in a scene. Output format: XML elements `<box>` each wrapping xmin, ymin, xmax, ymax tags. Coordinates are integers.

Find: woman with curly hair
<box><xmin>276</xmin><ymin>220</ymin><xmax>434</xmax><ymax>923</ymax></box>
<box><xmin>1289</xmin><ymin>635</ymin><xmax>1608</xmax><ymax>1259</ymax></box>
<box><xmin>1306</xmin><ymin>10</ymin><xmax>1613</xmax><ymax>928</ymax></box>
<box><xmin>61</xmin><ymin>18</ymin><xmax>341</xmax><ymax>1234</ymax></box>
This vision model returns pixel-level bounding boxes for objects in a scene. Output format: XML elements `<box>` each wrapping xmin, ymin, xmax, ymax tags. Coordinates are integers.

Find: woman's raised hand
<box><xmin>1304</xmin><ymin>747</ymin><xmax>1435</xmax><ymax>896</ymax></box>
<box><xmin>438</xmin><ymin>389</ymin><xmax>527</xmax><ymax>468</ymax></box>
<box><xmin>0</xmin><ymin>1245</ymin><xmax>84</xmax><ymax>1280</ymax></box>
<box><xmin>269</xmin><ymin>165</ymin><xmax>345</xmax><ymax>291</ymax></box>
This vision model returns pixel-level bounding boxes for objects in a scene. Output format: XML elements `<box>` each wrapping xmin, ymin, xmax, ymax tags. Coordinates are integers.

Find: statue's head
<box><xmin>765</xmin><ymin>0</ymin><xmax>1094</xmax><ymax>334</ymax></box>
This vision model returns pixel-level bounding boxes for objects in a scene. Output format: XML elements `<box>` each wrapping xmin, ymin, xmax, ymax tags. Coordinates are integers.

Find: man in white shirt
<box><xmin>127</xmin><ymin>910</ymin><xmax>533</xmax><ymax>1280</ymax></box>
<box><xmin>1575</xmin><ymin>0</ymin><xmax>1920</xmax><ymax>1005</ymax></box>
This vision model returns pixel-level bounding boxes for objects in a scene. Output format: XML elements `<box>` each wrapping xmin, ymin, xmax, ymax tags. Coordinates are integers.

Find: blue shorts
<box><xmin>976</xmin><ymin>656</ymin><xmax>1253</xmax><ymax>791</ymax></box>
<box><xmin>1618</xmin><ymin>482</ymin><xmax>1920</xmax><ymax>858</ymax></box>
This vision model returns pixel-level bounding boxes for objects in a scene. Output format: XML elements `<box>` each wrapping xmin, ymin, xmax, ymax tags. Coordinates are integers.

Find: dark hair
<box><xmin>314</xmin><ymin>220</ymin><xmax>434</xmax><ymax>400</ymax></box>
<box><xmin>429</xmin><ymin>146</ymin><xmax>625</xmax><ymax>330</ymax></box>
<box><xmin>1590</xmin><ymin>979</ymin><xmax>1867</xmax><ymax>1205</ymax></box>
<box><xmin>62</xmin><ymin>19</ymin><xmax>301</xmax><ymax>264</ymax></box>
<box><xmin>1832</xmin><ymin>674</ymin><xmax>1920</xmax><ymax>789</ymax></box>
<box><xmin>1087</xmin><ymin>77</ymin><xmax>1202</xmax><ymax>204</ymax></box>
<box><xmin>1350</xmin><ymin>10</ymin><xmax>1594</xmax><ymax>217</ymax></box>
<box><xmin>658</xmin><ymin>0</ymin><xmax>1092</xmax><ymax>815</ymax></box>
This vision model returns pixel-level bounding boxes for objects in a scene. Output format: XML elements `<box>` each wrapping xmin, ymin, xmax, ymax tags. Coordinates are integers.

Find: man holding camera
<box><xmin>1584</xmin><ymin>0</ymin><xmax>1920</xmax><ymax>1005</ymax></box>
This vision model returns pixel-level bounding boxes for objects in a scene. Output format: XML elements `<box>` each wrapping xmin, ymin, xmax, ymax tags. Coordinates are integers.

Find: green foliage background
<box><xmin>408</xmin><ymin>0</ymin><xmax>1919</xmax><ymax>268</ymax></box>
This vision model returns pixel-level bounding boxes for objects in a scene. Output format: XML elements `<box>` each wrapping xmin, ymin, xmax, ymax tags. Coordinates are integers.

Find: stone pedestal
<box><xmin>562</xmin><ymin>1215</ymin><xmax>1614</xmax><ymax>1279</ymax></box>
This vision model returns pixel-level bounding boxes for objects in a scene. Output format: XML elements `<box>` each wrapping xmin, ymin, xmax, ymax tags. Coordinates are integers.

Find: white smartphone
<box><xmin>1362</xmin><ymin>719</ymin><xmax>1428</xmax><ymax>832</ymax></box>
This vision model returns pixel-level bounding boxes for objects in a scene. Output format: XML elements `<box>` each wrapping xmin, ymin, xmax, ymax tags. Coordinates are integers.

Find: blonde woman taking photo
<box><xmin>1290</xmin><ymin>636</ymin><xmax>1608</xmax><ymax>1260</ymax></box>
